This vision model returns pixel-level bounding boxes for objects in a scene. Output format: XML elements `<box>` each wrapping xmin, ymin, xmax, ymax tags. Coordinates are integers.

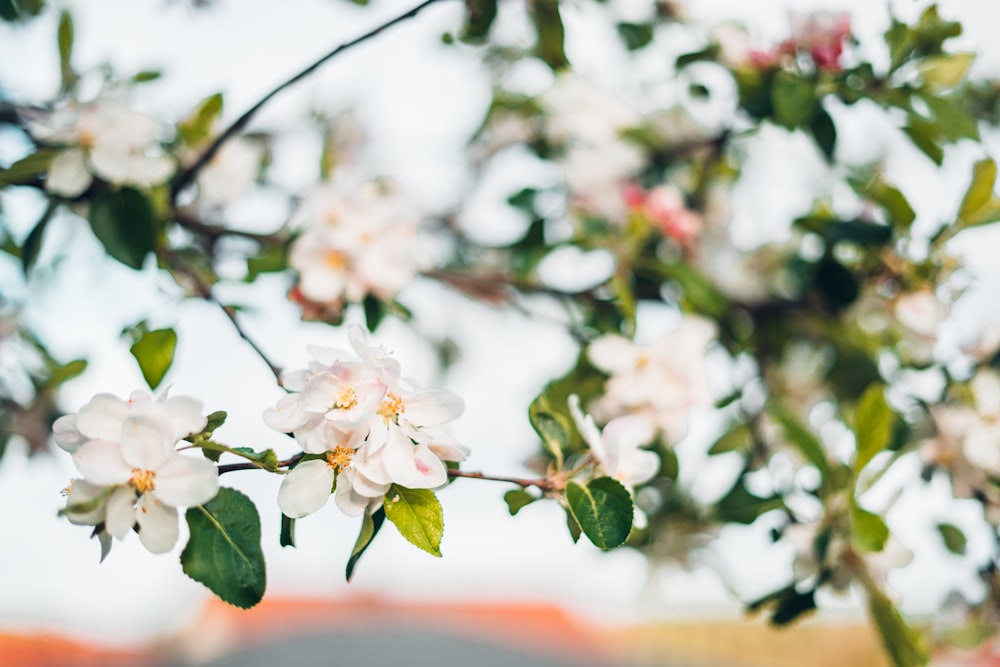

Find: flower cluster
<box><xmin>264</xmin><ymin>326</ymin><xmax>467</xmax><ymax>518</ymax></box>
<box><xmin>288</xmin><ymin>180</ymin><xmax>426</xmax><ymax>319</ymax></box>
<box><xmin>56</xmin><ymin>390</ymin><xmax>219</xmax><ymax>554</ymax></box>
<box><xmin>585</xmin><ymin>317</ymin><xmax>716</xmax><ymax>443</ymax></box>
<box><xmin>623</xmin><ymin>183</ymin><xmax>702</xmax><ymax>246</ymax></box>
<box><xmin>32</xmin><ymin>96</ymin><xmax>174</xmax><ymax>197</ymax></box>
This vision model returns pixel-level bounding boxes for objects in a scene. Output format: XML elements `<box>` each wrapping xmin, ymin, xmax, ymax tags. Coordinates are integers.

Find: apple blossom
<box><xmin>194</xmin><ymin>137</ymin><xmax>263</xmax><ymax>207</ymax></box>
<box><xmin>288</xmin><ymin>180</ymin><xmax>426</xmax><ymax>312</ymax></box>
<box><xmin>568</xmin><ymin>394</ymin><xmax>658</xmax><ymax>489</ymax></box>
<box><xmin>586</xmin><ymin>317</ymin><xmax>716</xmax><ymax>442</ymax></box>
<box><xmin>58</xmin><ymin>390</ymin><xmax>219</xmax><ymax>554</ymax></box>
<box><xmin>31</xmin><ymin>97</ymin><xmax>174</xmax><ymax>197</ymax></box>
<box><xmin>268</xmin><ymin>326</ymin><xmax>466</xmax><ymax>518</ymax></box>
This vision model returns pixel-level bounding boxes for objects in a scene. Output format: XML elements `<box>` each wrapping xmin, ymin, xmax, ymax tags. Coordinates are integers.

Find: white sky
<box><xmin>2</xmin><ymin>0</ymin><xmax>1000</xmax><ymax>648</ymax></box>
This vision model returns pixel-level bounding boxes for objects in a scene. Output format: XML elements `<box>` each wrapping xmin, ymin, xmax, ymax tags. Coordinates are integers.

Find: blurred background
<box><xmin>2</xmin><ymin>0</ymin><xmax>1000</xmax><ymax>665</ymax></box>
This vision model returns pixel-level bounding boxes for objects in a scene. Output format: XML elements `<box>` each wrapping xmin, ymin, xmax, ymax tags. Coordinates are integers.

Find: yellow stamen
<box><xmin>130</xmin><ymin>468</ymin><xmax>156</xmax><ymax>494</ymax></box>
<box><xmin>377</xmin><ymin>392</ymin><xmax>405</xmax><ymax>420</ymax></box>
<box><xmin>324</xmin><ymin>249</ymin><xmax>348</xmax><ymax>270</ymax></box>
<box><xmin>333</xmin><ymin>385</ymin><xmax>358</xmax><ymax>410</ymax></box>
<box><xmin>61</xmin><ymin>483</ymin><xmax>72</xmax><ymax>497</ymax></box>
<box><xmin>326</xmin><ymin>446</ymin><xmax>354</xmax><ymax>472</ymax></box>
<box><xmin>636</xmin><ymin>354</ymin><xmax>650</xmax><ymax>369</ymax></box>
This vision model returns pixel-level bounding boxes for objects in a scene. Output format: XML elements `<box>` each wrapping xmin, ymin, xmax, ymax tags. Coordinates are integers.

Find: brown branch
<box><xmin>171</xmin><ymin>0</ymin><xmax>453</xmax><ymax>200</ymax></box>
<box><xmin>218</xmin><ymin>452</ymin><xmax>305</xmax><ymax>475</ymax></box>
<box><xmin>447</xmin><ymin>469</ymin><xmax>558</xmax><ymax>492</ymax></box>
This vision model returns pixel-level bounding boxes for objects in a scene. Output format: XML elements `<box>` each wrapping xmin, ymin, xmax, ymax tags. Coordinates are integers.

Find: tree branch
<box><xmin>447</xmin><ymin>468</ymin><xmax>558</xmax><ymax>492</ymax></box>
<box><xmin>171</xmin><ymin>0</ymin><xmax>453</xmax><ymax>199</ymax></box>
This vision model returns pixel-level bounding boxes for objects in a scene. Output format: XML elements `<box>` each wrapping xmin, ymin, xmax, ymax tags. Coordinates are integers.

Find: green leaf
<box><xmin>919</xmin><ymin>52</ymin><xmax>974</xmax><ymax>91</ymax></box>
<box><xmin>181</xmin><ymin>487</ymin><xmax>266</xmax><ymax>609</ymax></box>
<box><xmin>616</xmin><ymin>22</ymin><xmax>654</xmax><ymax>51</ymax></box>
<box><xmin>530</xmin><ymin>0</ymin><xmax>568</xmax><ymax>70</ymax></box>
<box><xmin>21</xmin><ymin>202</ymin><xmax>56</xmax><ymax>276</ymax></box>
<box><xmin>770</xmin><ymin>405</ymin><xmax>829</xmax><ymax>476</ymax></box>
<box><xmin>565</xmin><ymin>477</ymin><xmax>633</xmax><ymax>550</ymax></box>
<box><xmin>565</xmin><ymin>508</ymin><xmax>582</xmax><ymax>543</ymax></box>
<box><xmin>936</xmin><ymin>522</ymin><xmax>967</xmax><ymax>555</ymax></box>
<box><xmin>503</xmin><ymin>489</ymin><xmax>536</xmax><ymax>516</ymax></box>
<box><xmin>851</xmin><ymin>502</ymin><xmax>889</xmax><ymax>553</ymax></box>
<box><xmin>529</xmin><ymin>393</ymin><xmax>569</xmax><ymax>468</ymax></box>
<box><xmin>44</xmin><ymin>358</ymin><xmax>87</xmax><ymax>390</ymax></box>
<box><xmin>132</xmin><ymin>70</ymin><xmax>161</xmax><ymax>84</ymax></box>
<box><xmin>958</xmin><ymin>159</ymin><xmax>1000</xmax><ymax>228</ymax></box>
<box><xmin>748</xmin><ymin>584</ymin><xmax>818</xmax><ymax>626</ymax></box>
<box><xmin>459</xmin><ymin>0</ymin><xmax>497</xmax><ymax>43</ymax></box>
<box><xmin>707</xmin><ymin>424</ymin><xmax>748</xmax><ymax>455</ymax></box>
<box><xmin>808</xmin><ymin>105</ymin><xmax>837</xmax><ymax>161</ymax></box>
<box><xmin>279</xmin><ymin>513</ymin><xmax>296</xmax><ymax>548</ymax></box>
<box><xmin>178</xmin><ymin>93</ymin><xmax>224</xmax><ymax>147</ymax></box>
<box><xmin>129</xmin><ymin>328</ymin><xmax>177</xmax><ymax>390</ymax></box>
<box><xmin>57</xmin><ymin>10</ymin><xmax>76</xmax><ymax>91</ymax></box>
<box><xmin>771</xmin><ymin>71</ymin><xmax>815</xmax><ymax>129</ymax></box>
<box><xmin>854</xmin><ymin>384</ymin><xmax>892</xmax><ymax>475</ymax></box>
<box><xmin>850</xmin><ymin>173</ymin><xmax>916</xmax><ymax>231</ymax></box>
<box><xmin>902</xmin><ymin>116</ymin><xmax>944</xmax><ymax>165</ymax></box>
<box><xmin>384</xmin><ymin>485</ymin><xmax>444</xmax><ymax>557</ymax></box>
<box><xmin>346</xmin><ymin>506</ymin><xmax>386</xmax><ymax>580</ymax></box>
<box><xmin>865</xmin><ymin>585</ymin><xmax>929</xmax><ymax>667</ymax></box>
<box><xmin>714</xmin><ymin>480</ymin><xmax>785</xmax><ymax>525</ymax></box>
<box><xmin>245</xmin><ymin>242</ymin><xmax>288</xmax><ymax>282</ymax></box>
<box><xmin>88</xmin><ymin>187</ymin><xmax>159</xmax><ymax>269</ymax></box>
<box><xmin>0</xmin><ymin>149</ymin><xmax>56</xmax><ymax>188</ymax></box>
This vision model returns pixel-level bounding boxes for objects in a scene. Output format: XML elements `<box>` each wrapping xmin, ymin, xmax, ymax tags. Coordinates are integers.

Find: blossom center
<box><xmin>326</xmin><ymin>446</ymin><xmax>354</xmax><ymax>471</ymax></box>
<box><xmin>377</xmin><ymin>392</ymin><xmax>405</xmax><ymax>420</ymax></box>
<box><xmin>332</xmin><ymin>385</ymin><xmax>358</xmax><ymax>410</ymax></box>
<box><xmin>324</xmin><ymin>250</ymin><xmax>349</xmax><ymax>270</ymax></box>
<box><xmin>130</xmin><ymin>468</ymin><xmax>156</xmax><ymax>494</ymax></box>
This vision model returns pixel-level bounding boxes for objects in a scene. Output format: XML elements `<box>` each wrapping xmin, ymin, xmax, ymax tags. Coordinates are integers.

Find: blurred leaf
<box><xmin>179</xmin><ymin>93</ymin><xmax>224</xmax><ymax>147</ymax></box>
<box><xmin>808</xmin><ymin>106</ymin><xmax>837</xmax><ymax>161</ymax></box>
<box><xmin>181</xmin><ymin>488</ymin><xmax>266</xmax><ymax>609</ymax></box>
<box><xmin>852</xmin><ymin>502</ymin><xmax>889</xmax><ymax>553</ymax></box>
<box><xmin>676</xmin><ymin>45</ymin><xmax>718</xmax><ymax>69</ymax></box>
<box><xmin>922</xmin><ymin>93</ymin><xmax>979</xmax><ymax>142</ymax></box>
<box><xmin>530</xmin><ymin>0</ymin><xmax>569</xmax><ymax>70</ymax></box>
<box><xmin>529</xmin><ymin>393</ymin><xmax>570</xmax><ymax>469</ymax></box>
<box><xmin>708</xmin><ymin>424</ymin><xmax>748</xmax><ymax>455</ymax></box>
<box><xmin>132</xmin><ymin>70</ymin><xmax>161</xmax><ymax>83</ymax></box>
<box><xmin>0</xmin><ymin>0</ymin><xmax>45</xmax><ymax>22</ymax></box>
<box><xmin>714</xmin><ymin>480</ymin><xmax>785</xmax><ymax>525</ymax></box>
<box><xmin>245</xmin><ymin>242</ymin><xmax>287</xmax><ymax>282</ymax></box>
<box><xmin>849</xmin><ymin>173</ymin><xmax>916</xmax><ymax>231</ymax></box>
<box><xmin>771</xmin><ymin>71</ymin><xmax>815</xmax><ymax>129</ymax></box>
<box><xmin>748</xmin><ymin>584</ymin><xmax>817</xmax><ymax>626</ymax></box>
<box><xmin>504</xmin><ymin>489</ymin><xmax>536</xmax><ymax>516</ymax></box>
<box><xmin>44</xmin><ymin>358</ymin><xmax>87</xmax><ymax>390</ymax></box>
<box><xmin>794</xmin><ymin>216</ymin><xmax>892</xmax><ymax>246</ymax></box>
<box><xmin>21</xmin><ymin>201</ymin><xmax>56</xmax><ymax>275</ymax></box>
<box><xmin>658</xmin><ymin>262</ymin><xmax>728</xmax><ymax>318</ymax></box>
<box><xmin>813</xmin><ymin>254</ymin><xmax>859</xmax><ymax>310</ymax></box>
<box><xmin>957</xmin><ymin>159</ymin><xmax>1000</xmax><ymax>228</ymax></box>
<box><xmin>770</xmin><ymin>405</ymin><xmax>829</xmax><ymax>477</ymax></box>
<box><xmin>346</xmin><ymin>506</ymin><xmax>386</xmax><ymax>580</ymax></box>
<box><xmin>57</xmin><ymin>10</ymin><xmax>76</xmax><ymax>92</ymax></box>
<box><xmin>459</xmin><ymin>0</ymin><xmax>497</xmax><ymax>43</ymax></box>
<box><xmin>919</xmin><ymin>52</ymin><xmax>974</xmax><ymax>91</ymax></box>
<box><xmin>866</xmin><ymin>584</ymin><xmax>929</xmax><ymax>667</ymax></box>
<box><xmin>129</xmin><ymin>328</ymin><xmax>177</xmax><ymax>390</ymax></box>
<box><xmin>902</xmin><ymin>116</ymin><xmax>944</xmax><ymax>165</ymax></box>
<box><xmin>854</xmin><ymin>384</ymin><xmax>892</xmax><ymax>475</ymax></box>
<box><xmin>279</xmin><ymin>514</ymin><xmax>296</xmax><ymax>548</ymax></box>
<box><xmin>0</xmin><ymin>149</ymin><xmax>56</xmax><ymax>188</ymax></box>
<box><xmin>936</xmin><ymin>522</ymin><xmax>967</xmax><ymax>555</ymax></box>
<box><xmin>566</xmin><ymin>477</ymin><xmax>633</xmax><ymax>549</ymax></box>
<box><xmin>88</xmin><ymin>187</ymin><xmax>158</xmax><ymax>269</ymax></box>
<box><xmin>384</xmin><ymin>485</ymin><xmax>443</xmax><ymax>557</ymax></box>
<box><xmin>616</xmin><ymin>22</ymin><xmax>654</xmax><ymax>51</ymax></box>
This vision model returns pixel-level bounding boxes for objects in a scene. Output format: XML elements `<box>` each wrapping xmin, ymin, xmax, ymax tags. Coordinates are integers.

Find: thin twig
<box><xmin>447</xmin><ymin>469</ymin><xmax>558</xmax><ymax>492</ymax></box>
<box><xmin>171</xmin><ymin>0</ymin><xmax>452</xmax><ymax>199</ymax></box>
<box><xmin>218</xmin><ymin>452</ymin><xmax>305</xmax><ymax>475</ymax></box>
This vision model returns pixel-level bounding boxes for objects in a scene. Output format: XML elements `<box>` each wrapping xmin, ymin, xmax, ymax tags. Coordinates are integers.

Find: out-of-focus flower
<box><xmin>32</xmin><ymin>97</ymin><xmax>174</xmax><ymax>197</ymax></box>
<box><xmin>58</xmin><ymin>390</ymin><xmax>218</xmax><ymax>554</ymax></box>
<box><xmin>267</xmin><ymin>326</ymin><xmax>466</xmax><ymax>518</ymax></box>
<box><xmin>195</xmin><ymin>137</ymin><xmax>262</xmax><ymax>206</ymax></box>
<box><xmin>624</xmin><ymin>183</ymin><xmax>702</xmax><ymax>244</ymax></box>
<box><xmin>785</xmin><ymin>11</ymin><xmax>851</xmax><ymax>72</ymax></box>
<box><xmin>288</xmin><ymin>181</ymin><xmax>425</xmax><ymax>314</ymax></box>
<box><xmin>568</xmin><ymin>394</ymin><xmax>658</xmax><ymax>488</ymax></box>
<box><xmin>587</xmin><ymin>317</ymin><xmax>715</xmax><ymax>442</ymax></box>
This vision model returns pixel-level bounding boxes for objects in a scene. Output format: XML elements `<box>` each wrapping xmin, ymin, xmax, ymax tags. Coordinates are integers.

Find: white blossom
<box><xmin>268</xmin><ymin>326</ymin><xmax>466</xmax><ymax>518</ymax></box>
<box><xmin>289</xmin><ymin>181</ymin><xmax>426</xmax><ymax>309</ymax></box>
<box><xmin>568</xmin><ymin>395</ymin><xmax>659</xmax><ymax>488</ymax></box>
<box><xmin>195</xmin><ymin>137</ymin><xmax>262</xmax><ymax>206</ymax></box>
<box><xmin>32</xmin><ymin>97</ymin><xmax>174</xmax><ymax>197</ymax></box>
<box><xmin>587</xmin><ymin>317</ymin><xmax>716</xmax><ymax>442</ymax></box>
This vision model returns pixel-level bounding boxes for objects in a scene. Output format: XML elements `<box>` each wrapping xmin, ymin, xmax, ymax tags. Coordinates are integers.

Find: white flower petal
<box><xmin>120</xmin><ymin>414</ymin><xmax>174</xmax><ymax>471</ymax></box>
<box><xmin>46</xmin><ymin>149</ymin><xmax>92</xmax><ymax>197</ymax></box>
<box><xmin>154</xmin><ymin>455</ymin><xmax>219</xmax><ymax>507</ymax></box>
<box><xmin>402</xmin><ymin>389</ymin><xmax>464</xmax><ymax>427</ymax></box>
<box><xmin>587</xmin><ymin>335</ymin><xmax>640</xmax><ymax>374</ymax></box>
<box><xmin>263</xmin><ymin>394</ymin><xmax>312</xmax><ymax>433</ymax></box>
<box><xmin>73</xmin><ymin>440</ymin><xmax>133</xmax><ymax>486</ymax></box>
<box><xmin>381</xmin><ymin>428</ymin><xmax>447</xmax><ymax>489</ymax></box>
<box><xmin>105</xmin><ymin>486</ymin><xmax>138</xmax><ymax>539</ymax></box>
<box><xmin>306</xmin><ymin>345</ymin><xmax>354</xmax><ymax>367</ymax></box>
<box><xmin>334</xmin><ymin>477</ymin><xmax>371</xmax><ymax>517</ymax></box>
<box><xmin>568</xmin><ymin>395</ymin><xmax>608</xmax><ymax>467</ymax></box>
<box><xmin>964</xmin><ymin>423</ymin><xmax>1000</xmax><ymax>476</ymax></box>
<box><xmin>136</xmin><ymin>496</ymin><xmax>179</xmax><ymax>554</ymax></box>
<box><xmin>53</xmin><ymin>415</ymin><xmax>85</xmax><ymax>453</ymax></box>
<box><xmin>277</xmin><ymin>459</ymin><xmax>335</xmax><ymax>518</ymax></box>
<box><xmin>75</xmin><ymin>393</ymin><xmax>128</xmax><ymax>441</ymax></box>
<box><xmin>64</xmin><ymin>479</ymin><xmax>108</xmax><ymax>526</ymax></box>
<box><xmin>160</xmin><ymin>396</ymin><xmax>207</xmax><ymax>440</ymax></box>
